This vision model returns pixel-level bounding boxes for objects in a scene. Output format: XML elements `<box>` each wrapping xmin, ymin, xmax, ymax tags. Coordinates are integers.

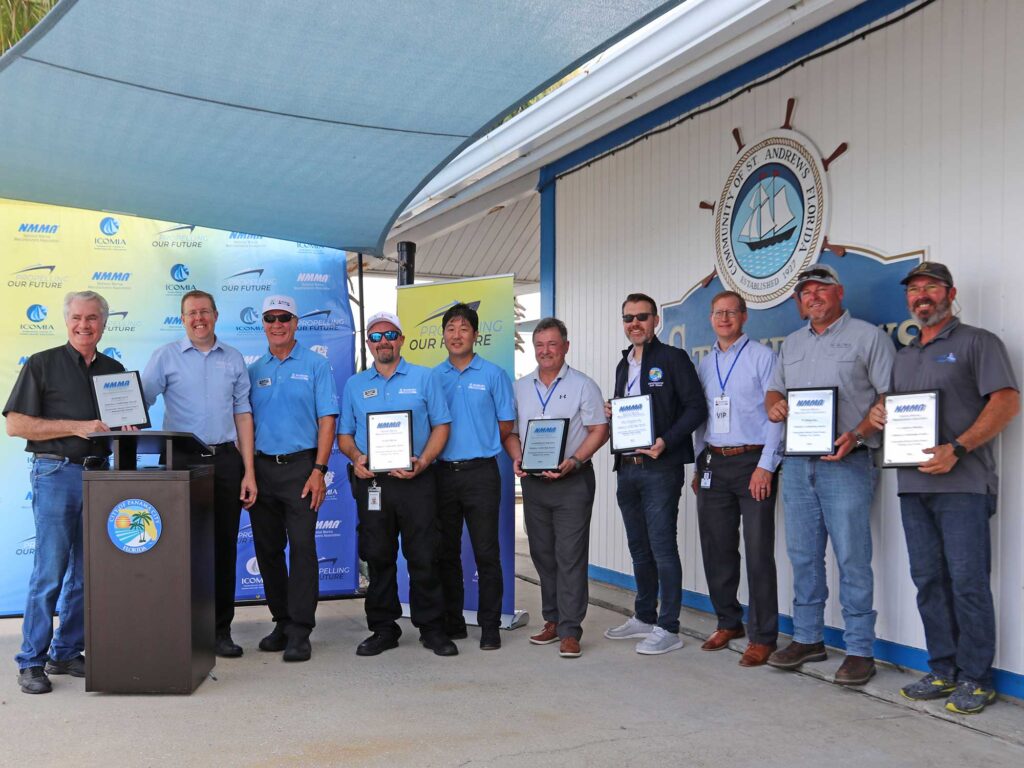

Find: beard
<box><xmin>375</xmin><ymin>346</ymin><xmax>396</xmax><ymax>364</ymax></box>
<box><xmin>913</xmin><ymin>297</ymin><xmax>952</xmax><ymax>327</ymax></box>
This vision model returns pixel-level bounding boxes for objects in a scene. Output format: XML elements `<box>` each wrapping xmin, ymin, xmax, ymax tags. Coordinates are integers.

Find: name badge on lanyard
<box><xmin>368</xmin><ymin>480</ymin><xmax>381</xmax><ymax>511</ymax></box>
<box><xmin>712</xmin><ymin>396</ymin><xmax>730</xmax><ymax>434</ymax></box>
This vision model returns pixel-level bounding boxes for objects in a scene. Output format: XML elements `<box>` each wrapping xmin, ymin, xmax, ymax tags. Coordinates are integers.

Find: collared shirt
<box><xmin>694</xmin><ymin>334</ymin><xmax>783</xmax><ymax>472</ymax></box>
<box><xmin>339</xmin><ymin>357</ymin><xmax>452</xmax><ymax>457</ymax></box>
<box><xmin>434</xmin><ymin>354</ymin><xmax>515</xmax><ymax>460</ymax></box>
<box><xmin>769</xmin><ymin>310</ymin><xmax>895</xmax><ymax>448</ymax></box>
<box><xmin>248</xmin><ymin>342</ymin><xmax>339</xmax><ymax>454</ymax></box>
<box><xmin>891</xmin><ymin>318</ymin><xmax>1019</xmax><ymax>495</ymax></box>
<box><xmin>3</xmin><ymin>343</ymin><xmax>125</xmax><ymax>460</ymax></box>
<box><xmin>625</xmin><ymin>349</ymin><xmax>642</xmax><ymax>396</ymax></box>
<box><xmin>142</xmin><ymin>337</ymin><xmax>251</xmax><ymax>445</ymax></box>
<box><xmin>512</xmin><ymin>362</ymin><xmax>607</xmax><ymax>458</ymax></box>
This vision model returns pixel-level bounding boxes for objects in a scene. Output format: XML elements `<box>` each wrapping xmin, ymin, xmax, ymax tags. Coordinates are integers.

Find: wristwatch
<box><xmin>313</xmin><ymin>463</ymin><xmax>329</xmax><ymax>474</ymax></box>
<box><xmin>853</xmin><ymin>430</ymin><xmax>865</xmax><ymax>448</ymax></box>
<box><xmin>951</xmin><ymin>440</ymin><xmax>968</xmax><ymax>459</ymax></box>
<box><xmin>570</xmin><ymin>456</ymin><xmax>584</xmax><ymax>471</ymax></box>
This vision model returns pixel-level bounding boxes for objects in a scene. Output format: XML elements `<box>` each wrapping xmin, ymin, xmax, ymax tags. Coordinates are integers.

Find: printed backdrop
<box><xmin>0</xmin><ymin>198</ymin><xmax>359</xmax><ymax>616</ymax></box>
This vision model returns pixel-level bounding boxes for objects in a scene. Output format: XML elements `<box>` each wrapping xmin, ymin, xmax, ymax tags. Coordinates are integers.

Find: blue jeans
<box><xmin>899</xmin><ymin>493</ymin><xmax>996</xmax><ymax>686</ymax></box>
<box><xmin>781</xmin><ymin>450</ymin><xmax>877</xmax><ymax>656</ymax></box>
<box><xmin>16</xmin><ymin>459</ymin><xmax>85</xmax><ymax>670</ymax></box>
<box><xmin>615</xmin><ymin>461</ymin><xmax>686</xmax><ymax>633</ymax></box>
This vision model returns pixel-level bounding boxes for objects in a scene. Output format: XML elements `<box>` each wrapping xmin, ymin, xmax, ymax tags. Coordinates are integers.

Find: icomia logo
<box><xmin>91</xmin><ymin>271</ymin><xmax>131</xmax><ymax>282</ymax></box>
<box><xmin>376</xmin><ymin>421</ymin><xmax>402</xmax><ymax>429</ymax></box>
<box><xmin>796</xmin><ymin>399</ymin><xmax>825</xmax><ymax>407</ymax></box>
<box><xmin>103</xmin><ymin>380</ymin><xmax>130</xmax><ymax>390</ymax></box>
<box><xmin>26</xmin><ymin>304</ymin><xmax>47</xmax><ymax>323</ymax></box>
<box><xmin>99</xmin><ymin>217</ymin><xmax>120</xmax><ymax>236</ymax></box>
<box><xmin>895</xmin><ymin>404</ymin><xmax>927</xmax><ymax>413</ymax></box>
<box><xmin>18</xmin><ymin>223</ymin><xmax>58</xmax><ymax>234</ymax></box>
<box><xmin>102</xmin><ymin>347</ymin><xmax>123</xmax><ymax>360</ymax></box>
<box><xmin>170</xmin><ymin>263</ymin><xmax>190</xmax><ymax>282</ymax></box>
<box><xmin>239</xmin><ymin>306</ymin><xmax>259</xmax><ymax>324</ymax></box>
<box><xmin>95</xmin><ymin>217</ymin><xmax>126</xmax><ymax>249</ymax></box>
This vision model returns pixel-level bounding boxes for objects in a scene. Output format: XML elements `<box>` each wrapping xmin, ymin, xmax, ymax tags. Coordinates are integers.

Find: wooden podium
<box><xmin>82</xmin><ymin>431</ymin><xmax>215</xmax><ymax>694</ymax></box>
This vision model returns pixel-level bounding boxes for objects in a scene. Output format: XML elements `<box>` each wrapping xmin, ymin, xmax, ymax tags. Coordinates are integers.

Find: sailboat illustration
<box><xmin>738</xmin><ymin>173</ymin><xmax>797</xmax><ymax>250</ymax></box>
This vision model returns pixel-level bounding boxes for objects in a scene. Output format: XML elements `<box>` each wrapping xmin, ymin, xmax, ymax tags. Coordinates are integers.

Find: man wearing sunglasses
<box><xmin>247</xmin><ymin>295</ymin><xmax>338</xmax><ymax>663</ymax></box>
<box><xmin>142</xmin><ymin>289</ymin><xmax>257</xmax><ymax>659</ymax></box>
<box><xmin>603</xmin><ymin>294</ymin><xmax>706</xmax><ymax>655</ymax></box>
<box><xmin>338</xmin><ymin>311</ymin><xmax>457</xmax><ymax>657</ymax></box>
<box><xmin>764</xmin><ymin>264</ymin><xmax>894</xmax><ymax>685</ymax></box>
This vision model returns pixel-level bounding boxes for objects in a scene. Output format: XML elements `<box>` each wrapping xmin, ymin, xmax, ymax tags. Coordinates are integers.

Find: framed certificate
<box><xmin>520</xmin><ymin>418</ymin><xmax>569</xmax><ymax>474</ymax></box>
<box><xmin>882</xmin><ymin>390</ymin><xmax>940</xmax><ymax>467</ymax></box>
<box><xmin>610</xmin><ymin>395</ymin><xmax>654</xmax><ymax>454</ymax></box>
<box><xmin>91</xmin><ymin>371</ymin><xmax>151</xmax><ymax>429</ymax></box>
<box><xmin>784</xmin><ymin>387</ymin><xmax>837</xmax><ymax>456</ymax></box>
<box><xmin>366</xmin><ymin>410</ymin><xmax>413</xmax><ymax>473</ymax></box>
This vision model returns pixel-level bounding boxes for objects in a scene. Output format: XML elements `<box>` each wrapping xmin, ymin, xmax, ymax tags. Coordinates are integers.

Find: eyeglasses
<box><xmin>796</xmin><ymin>268</ymin><xmax>834</xmax><ymax>282</ymax></box>
<box><xmin>905</xmin><ymin>283</ymin><xmax>947</xmax><ymax>296</ymax></box>
<box><xmin>368</xmin><ymin>330</ymin><xmax>400</xmax><ymax>342</ymax></box>
<box><xmin>183</xmin><ymin>309</ymin><xmax>214</xmax><ymax>319</ymax></box>
<box><xmin>711</xmin><ymin>310</ymin><xmax>741</xmax><ymax>319</ymax></box>
<box><xmin>622</xmin><ymin>313</ymin><xmax>653</xmax><ymax>323</ymax></box>
<box><xmin>262</xmin><ymin>312</ymin><xmax>294</xmax><ymax>324</ymax></box>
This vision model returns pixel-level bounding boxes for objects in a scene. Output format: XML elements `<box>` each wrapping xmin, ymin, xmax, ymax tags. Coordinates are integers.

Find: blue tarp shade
<box><xmin>0</xmin><ymin>0</ymin><xmax>679</xmax><ymax>254</ymax></box>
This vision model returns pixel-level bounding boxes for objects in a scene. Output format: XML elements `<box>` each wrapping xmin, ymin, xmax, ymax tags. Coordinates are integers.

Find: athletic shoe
<box><xmin>604</xmin><ymin>616</ymin><xmax>654</xmax><ymax>640</ymax></box>
<box><xmin>900</xmin><ymin>672</ymin><xmax>957</xmax><ymax>701</ymax></box>
<box><xmin>635</xmin><ymin>626</ymin><xmax>684</xmax><ymax>655</ymax></box>
<box><xmin>945</xmin><ymin>681</ymin><xmax>997</xmax><ymax>715</ymax></box>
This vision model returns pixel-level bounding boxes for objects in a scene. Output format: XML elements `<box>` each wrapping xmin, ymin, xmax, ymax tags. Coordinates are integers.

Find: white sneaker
<box><xmin>636</xmin><ymin>626</ymin><xmax>684</xmax><ymax>655</ymax></box>
<box><xmin>604</xmin><ymin>616</ymin><xmax>655</xmax><ymax>640</ymax></box>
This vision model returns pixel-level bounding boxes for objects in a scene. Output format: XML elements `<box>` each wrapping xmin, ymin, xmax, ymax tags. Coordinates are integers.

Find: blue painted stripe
<box><xmin>588</xmin><ymin>564</ymin><xmax>1024</xmax><ymax>699</ymax></box>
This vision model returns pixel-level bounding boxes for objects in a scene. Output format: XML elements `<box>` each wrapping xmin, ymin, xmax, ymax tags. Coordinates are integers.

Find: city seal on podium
<box><xmin>107</xmin><ymin>498</ymin><xmax>163</xmax><ymax>554</ymax></box>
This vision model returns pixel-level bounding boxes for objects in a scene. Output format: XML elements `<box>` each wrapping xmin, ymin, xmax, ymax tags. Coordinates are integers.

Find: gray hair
<box><xmin>63</xmin><ymin>290</ymin><xmax>110</xmax><ymax>325</ymax></box>
<box><xmin>532</xmin><ymin>317</ymin><xmax>568</xmax><ymax>341</ymax></box>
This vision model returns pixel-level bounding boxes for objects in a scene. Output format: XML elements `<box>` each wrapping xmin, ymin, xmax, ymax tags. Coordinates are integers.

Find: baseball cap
<box><xmin>366</xmin><ymin>310</ymin><xmax>403</xmax><ymax>334</ymax></box>
<box><xmin>261</xmin><ymin>295</ymin><xmax>298</xmax><ymax>315</ymax></box>
<box><xmin>900</xmin><ymin>261</ymin><xmax>954</xmax><ymax>287</ymax></box>
<box><xmin>794</xmin><ymin>264</ymin><xmax>841</xmax><ymax>293</ymax></box>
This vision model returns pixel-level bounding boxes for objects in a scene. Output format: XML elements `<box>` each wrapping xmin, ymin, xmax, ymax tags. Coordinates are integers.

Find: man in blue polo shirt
<box><xmin>247</xmin><ymin>295</ymin><xmax>338</xmax><ymax>663</ymax></box>
<box><xmin>434</xmin><ymin>303</ymin><xmax>515</xmax><ymax>650</ymax></box>
<box><xmin>337</xmin><ymin>311</ymin><xmax>456</xmax><ymax>657</ymax></box>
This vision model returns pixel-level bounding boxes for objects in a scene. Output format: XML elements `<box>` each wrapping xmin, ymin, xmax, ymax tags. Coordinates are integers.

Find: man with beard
<box><xmin>765</xmin><ymin>264</ymin><xmax>894</xmax><ymax>685</ymax></box>
<box><xmin>869</xmin><ymin>262</ymin><xmax>1018</xmax><ymax>714</ymax></box>
<box><xmin>338</xmin><ymin>311</ymin><xmax>457</xmax><ymax>657</ymax></box>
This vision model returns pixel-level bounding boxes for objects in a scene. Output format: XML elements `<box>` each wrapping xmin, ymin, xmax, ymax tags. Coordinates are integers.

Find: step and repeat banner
<box><xmin>0</xmin><ymin>199</ymin><xmax>359</xmax><ymax>617</ymax></box>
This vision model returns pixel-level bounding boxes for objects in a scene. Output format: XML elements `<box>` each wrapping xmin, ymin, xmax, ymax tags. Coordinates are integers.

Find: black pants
<box><xmin>436</xmin><ymin>458</ymin><xmax>503</xmax><ymax>630</ymax></box>
<box><xmin>250</xmin><ymin>453</ymin><xmax>319</xmax><ymax>637</ymax></box>
<box><xmin>695</xmin><ymin>449</ymin><xmax>779</xmax><ymax>645</ymax></box>
<box><xmin>199</xmin><ymin>445</ymin><xmax>244</xmax><ymax>636</ymax></box>
<box><xmin>352</xmin><ymin>467</ymin><xmax>445</xmax><ymax>638</ymax></box>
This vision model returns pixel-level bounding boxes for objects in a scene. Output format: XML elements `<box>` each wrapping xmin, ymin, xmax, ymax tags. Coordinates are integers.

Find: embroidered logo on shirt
<box><xmin>290</xmin><ymin>373</ymin><xmax>310</xmax><ymax>381</ymax></box>
<box><xmin>257</xmin><ymin>377</ymin><xmax>272</xmax><ymax>388</ymax></box>
<box><xmin>363</xmin><ymin>388</ymin><xmax>378</xmax><ymax>398</ymax></box>
<box><xmin>648</xmin><ymin>367</ymin><xmax>663</xmax><ymax>382</ymax></box>
<box><xmin>468</xmin><ymin>383</ymin><xmax>487</xmax><ymax>391</ymax></box>
<box><xmin>935</xmin><ymin>352</ymin><xmax>958</xmax><ymax>363</ymax></box>
<box><xmin>398</xmin><ymin>388</ymin><xmax>418</xmax><ymax>394</ymax></box>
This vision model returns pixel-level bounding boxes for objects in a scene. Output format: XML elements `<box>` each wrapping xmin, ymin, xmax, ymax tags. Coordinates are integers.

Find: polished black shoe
<box><xmin>18</xmin><ymin>666</ymin><xmax>52</xmax><ymax>694</ymax></box>
<box><xmin>480</xmin><ymin>627</ymin><xmax>502</xmax><ymax>651</ymax></box>
<box><xmin>258</xmin><ymin>624</ymin><xmax>289</xmax><ymax>652</ymax></box>
<box><xmin>216</xmin><ymin>635</ymin><xmax>243</xmax><ymax>658</ymax></box>
<box><xmin>45</xmin><ymin>654</ymin><xmax>85</xmax><ymax>677</ymax></box>
<box><xmin>283</xmin><ymin>636</ymin><xmax>312</xmax><ymax>662</ymax></box>
<box><xmin>421</xmin><ymin>633</ymin><xmax>459</xmax><ymax>657</ymax></box>
<box><xmin>356</xmin><ymin>632</ymin><xmax>400</xmax><ymax>657</ymax></box>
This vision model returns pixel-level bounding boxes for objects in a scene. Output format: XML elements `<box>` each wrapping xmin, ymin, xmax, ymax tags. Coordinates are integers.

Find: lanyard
<box><xmin>626</xmin><ymin>376</ymin><xmax>639</xmax><ymax>395</ymax></box>
<box><xmin>714</xmin><ymin>338</ymin><xmax>750</xmax><ymax>394</ymax></box>
<box><xmin>534</xmin><ymin>377</ymin><xmax>562</xmax><ymax>416</ymax></box>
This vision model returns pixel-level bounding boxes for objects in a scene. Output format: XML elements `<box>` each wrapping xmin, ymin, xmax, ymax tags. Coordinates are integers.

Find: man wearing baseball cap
<box><xmin>247</xmin><ymin>295</ymin><xmax>338</xmax><ymax>662</ymax></box>
<box><xmin>869</xmin><ymin>262</ymin><xmax>1019</xmax><ymax>714</ymax></box>
<box><xmin>337</xmin><ymin>310</ymin><xmax>457</xmax><ymax>657</ymax></box>
<box><xmin>764</xmin><ymin>263</ymin><xmax>895</xmax><ymax>685</ymax></box>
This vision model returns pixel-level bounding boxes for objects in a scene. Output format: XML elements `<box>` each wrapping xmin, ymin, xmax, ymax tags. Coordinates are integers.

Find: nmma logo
<box><xmin>619</xmin><ymin>404</ymin><xmax>644</xmax><ymax>412</ymax></box>
<box><xmin>533</xmin><ymin>426</ymin><xmax>557</xmax><ymax>433</ymax></box>
<box><xmin>103</xmin><ymin>380</ymin><xmax>130</xmax><ymax>390</ymax></box>
<box><xmin>18</xmin><ymin>224</ymin><xmax>58</xmax><ymax>234</ymax></box>
<box><xmin>297</xmin><ymin>273</ymin><xmax>329</xmax><ymax>283</ymax></box>
<box><xmin>796</xmin><ymin>399</ymin><xmax>825</xmax><ymax>407</ymax></box>
<box><xmin>895</xmin><ymin>404</ymin><xmax>927</xmax><ymax>413</ymax></box>
<box><xmin>164</xmin><ymin>316</ymin><xmax>184</xmax><ymax>326</ymax></box>
<box><xmin>316</xmin><ymin>520</ymin><xmax>341</xmax><ymax>531</ymax></box>
<box><xmin>91</xmin><ymin>271</ymin><xmax>131</xmax><ymax>282</ymax></box>
<box><xmin>376</xmin><ymin>421</ymin><xmax>402</xmax><ymax>429</ymax></box>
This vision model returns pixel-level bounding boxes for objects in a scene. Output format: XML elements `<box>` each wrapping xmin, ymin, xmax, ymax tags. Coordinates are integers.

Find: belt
<box><xmin>34</xmin><ymin>453</ymin><xmax>106</xmax><ymax>468</ymax></box>
<box><xmin>438</xmin><ymin>457</ymin><xmax>494</xmax><ymax>471</ymax></box>
<box><xmin>256</xmin><ymin>448</ymin><xmax>316</xmax><ymax>464</ymax></box>
<box><xmin>706</xmin><ymin>444</ymin><xmax>763</xmax><ymax>457</ymax></box>
<box><xmin>621</xmin><ymin>455</ymin><xmax>646</xmax><ymax>465</ymax></box>
<box><xmin>207</xmin><ymin>441</ymin><xmax>237</xmax><ymax>456</ymax></box>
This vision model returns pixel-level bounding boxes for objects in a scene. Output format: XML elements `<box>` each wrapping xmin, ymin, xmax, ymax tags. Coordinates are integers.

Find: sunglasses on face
<box><xmin>622</xmin><ymin>313</ymin><xmax>653</xmax><ymax>323</ymax></box>
<box><xmin>262</xmin><ymin>312</ymin><xmax>294</xmax><ymax>324</ymax></box>
<box><xmin>368</xmin><ymin>330</ymin><xmax>400</xmax><ymax>342</ymax></box>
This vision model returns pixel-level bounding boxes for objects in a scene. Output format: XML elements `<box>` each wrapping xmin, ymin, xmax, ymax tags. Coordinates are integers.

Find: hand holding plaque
<box><xmin>784</xmin><ymin>387</ymin><xmax>837</xmax><ymax>456</ymax></box>
<box><xmin>91</xmin><ymin>371</ymin><xmax>151</xmax><ymax>429</ymax></box>
<box><xmin>367</xmin><ymin>410</ymin><xmax>413</xmax><ymax>473</ymax></box>
<box><xmin>610</xmin><ymin>395</ymin><xmax>654</xmax><ymax>454</ymax></box>
<box><xmin>882</xmin><ymin>391</ymin><xmax>939</xmax><ymax>467</ymax></box>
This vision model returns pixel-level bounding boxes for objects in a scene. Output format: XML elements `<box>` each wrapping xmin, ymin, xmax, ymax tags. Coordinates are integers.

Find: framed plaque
<box><xmin>91</xmin><ymin>371</ymin><xmax>151</xmax><ymax>429</ymax></box>
<box><xmin>610</xmin><ymin>395</ymin><xmax>654</xmax><ymax>454</ymax></box>
<box><xmin>882</xmin><ymin>390</ymin><xmax>940</xmax><ymax>467</ymax></box>
<box><xmin>366</xmin><ymin>410</ymin><xmax>413</xmax><ymax>473</ymax></box>
<box><xmin>520</xmin><ymin>418</ymin><xmax>569</xmax><ymax>474</ymax></box>
<box><xmin>784</xmin><ymin>387</ymin><xmax>837</xmax><ymax>456</ymax></box>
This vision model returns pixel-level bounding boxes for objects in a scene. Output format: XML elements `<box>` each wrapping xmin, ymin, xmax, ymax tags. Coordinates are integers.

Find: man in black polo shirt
<box><xmin>4</xmin><ymin>290</ymin><xmax>125</xmax><ymax>694</ymax></box>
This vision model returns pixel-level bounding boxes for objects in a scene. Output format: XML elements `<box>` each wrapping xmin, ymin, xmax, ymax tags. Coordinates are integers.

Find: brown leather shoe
<box><xmin>529</xmin><ymin>621</ymin><xmax>559</xmax><ymax>645</ymax></box>
<box><xmin>738</xmin><ymin>642</ymin><xmax>776</xmax><ymax>667</ymax></box>
<box><xmin>834</xmin><ymin>655</ymin><xmax>876</xmax><ymax>686</ymax></box>
<box><xmin>701</xmin><ymin>627</ymin><xmax>746</xmax><ymax>651</ymax></box>
<box><xmin>766</xmin><ymin>640</ymin><xmax>827</xmax><ymax>670</ymax></box>
<box><xmin>559</xmin><ymin>637</ymin><xmax>581</xmax><ymax>658</ymax></box>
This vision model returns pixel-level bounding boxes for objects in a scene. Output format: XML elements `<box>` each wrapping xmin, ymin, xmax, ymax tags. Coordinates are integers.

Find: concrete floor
<box><xmin>2</xmin><ymin>520</ymin><xmax>1023</xmax><ymax>767</ymax></box>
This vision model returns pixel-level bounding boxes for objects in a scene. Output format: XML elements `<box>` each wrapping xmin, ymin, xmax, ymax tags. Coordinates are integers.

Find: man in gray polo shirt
<box><xmin>765</xmin><ymin>264</ymin><xmax>895</xmax><ymax>685</ymax></box>
<box><xmin>504</xmin><ymin>317</ymin><xmax>608</xmax><ymax>659</ymax></box>
<box><xmin>869</xmin><ymin>262</ymin><xmax>1019</xmax><ymax>714</ymax></box>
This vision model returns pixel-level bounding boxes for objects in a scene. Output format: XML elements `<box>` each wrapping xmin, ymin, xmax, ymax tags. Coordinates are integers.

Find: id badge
<box><xmin>368</xmin><ymin>484</ymin><xmax>381</xmax><ymax>511</ymax></box>
<box><xmin>712</xmin><ymin>395</ymin><xmax>730</xmax><ymax>434</ymax></box>
<box><xmin>700</xmin><ymin>470</ymin><xmax>712</xmax><ymax>489</ymax></box>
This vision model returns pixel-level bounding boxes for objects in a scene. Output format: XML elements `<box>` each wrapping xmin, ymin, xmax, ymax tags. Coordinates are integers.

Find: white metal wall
<box><xmin>555</xmin><ymin>0</ymin><xmax>1024</xmax><ymax>674</ymax></box>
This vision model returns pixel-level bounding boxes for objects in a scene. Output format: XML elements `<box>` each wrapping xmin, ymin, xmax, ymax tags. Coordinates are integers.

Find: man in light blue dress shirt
<box><xmin>142</xmin><ymin>289</ymin><xmax>256</xmax><ymax>659</ymax></box>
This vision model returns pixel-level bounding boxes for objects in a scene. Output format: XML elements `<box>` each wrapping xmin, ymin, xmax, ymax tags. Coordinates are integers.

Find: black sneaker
<box><xmin>216</xmin><ymin>635</ymin><xmax>244</xmax><ymax>658</ymax></box>
<box><xmin>45</xmin><ymin>655</ymin><xmax>85</xmax><ymax>678</ymax></box>
<box><xmin>283</xmin><ymin>636</ymin><xmax>312</xmax><ymax>662</ymax></box>
<box><xmin>356</xmin><ymin>632</ymin><xmax>400</xmax><ymax>657</ymax></box>
<box><xmin>945</xmin><ymin>680</ymin><xmax>997</xmax><ymax>715</ymax></box>
<box><xmin>258</xmin><ymin>624</ymin><xmax>289</xmax><ymax>652</ymax></box>
<box><xmin>420</xmin><ymin>633</ymin><xmax>459</xmax><ymax>657</ymax></box>
<box><xmin>18</xmin><ymin>666</ymin><xmax>52</xmax><ymax>694</ymax></box>
<box><xmin>900</xmin><ymin>672</ymin><xmax>957</xmax><ymax>701</ymax></box>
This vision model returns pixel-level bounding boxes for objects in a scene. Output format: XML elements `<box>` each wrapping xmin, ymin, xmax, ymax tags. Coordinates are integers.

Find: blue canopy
<box><xmin>0</xmin><ymin>0</ymin><xmax>678</xmax><ymax>254</ymax></box>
